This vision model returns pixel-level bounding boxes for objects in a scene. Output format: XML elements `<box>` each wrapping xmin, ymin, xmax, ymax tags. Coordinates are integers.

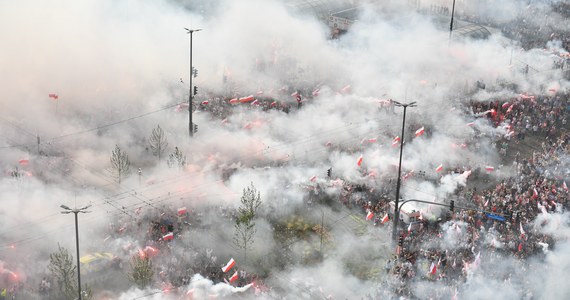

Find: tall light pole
<box><xmin>448</xmin><ymin>0</ymin><xmax>456</xmax><ymax>43</ymax></box>
<box><xmin>60</xmin><ymin>204</ymin><xmax>91</xmax><ymax>300</ymax></box>
<box><xmin>185</xmin><ymin>28</ymin><xmax>201</xmax><ymax>137</ymax></box>
<box><xmin>391</xmin><ymin>101</ymin><xmax>416</xmax><ymax>243</ymax></box>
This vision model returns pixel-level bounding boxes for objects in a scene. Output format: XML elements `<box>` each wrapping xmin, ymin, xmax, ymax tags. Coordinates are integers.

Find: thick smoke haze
<box><xmin>0</xmin><ymin>0</ymin><xmax>569</xmax><ymax>299</ymax></box>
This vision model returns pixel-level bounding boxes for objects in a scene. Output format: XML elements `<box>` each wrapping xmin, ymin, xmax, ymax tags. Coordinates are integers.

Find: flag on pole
<box><xmin>222</xmin><ymin>258</ymin><xmax>236</xmax><ymax>273</ymax></box>
<box><xmin>366</xmin><ymin>210</ymin><xmax>374</xmax><ymax>221</ymax></box>
<box><xmin>48</xmin><ymin>93</ymin><xmax>59</xmax><ymax>100</ymax></box>
<box><xmin>408</xmin><ymin>223</ymin><xmax>412</xmax><ymax>233</ymax></box>
<box><xmin>435</xmin><ymin>164</ymin><xmax>443</xmax><ymax>172</ymax></box>
<box><xmin>357</xmin><ymin>155</ymin><xmax>363</xmax><ymax>167</ymax></box>
<box><xmin>162</xmin><ymin>232</ymin><xmax>174</xmax><ymax>241</ymax></box>
<box><xmin>339</xmin><ymin>85</ymin><xmax>351</xmax><ymax>94</ymax></box>
<box><xmin>177</xmin><ymin>207</ymin><xmax>187</xmax><ymax>216</ymax></box>
<box><xmin>415</xmin><ymin>127</ymin><xmax>425</xmax><ymax>137</ymax></box>
<box><xmin>381</xmin><ymin>214</ymin><xmax>389</xmax><ymax>224</ymax></box>
<box><xmin>228</xmin><ymin>271</ymin><xmax>239</xmax><ymax>283</ymax></box>
<box><xmin>392</xmin><ymin>136</ymin><xmax>400</xmax><ymax>147</ymax></box>
<box><xmin>519</xmin><ymin>222</ymin><xmax>526</xmax><ymax>240</ymax></box>
<box><xmin>429</xmin><ymin>262</ymin><xmax>437</xmax><ymax>275</ymax></box>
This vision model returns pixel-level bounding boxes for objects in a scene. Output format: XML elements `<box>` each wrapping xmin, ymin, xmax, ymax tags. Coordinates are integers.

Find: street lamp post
<box><xmin>449</xmin><ymin>0</ymin><xmax>456</xmax><ymax>43</ymax></box>
<box><xmin>60</xmin><ymin>204</ymin><xmax>91</xmax><ymax>300</ymax></box>
<box><xmin>185</xmin><ymin>28</ymin><xmax>201</xmax><ymax>137</ymax></box>
<box><xmin>391</xmin><ymin>101</ymin><xmax>417</xmax><ymax>244</ymax></box>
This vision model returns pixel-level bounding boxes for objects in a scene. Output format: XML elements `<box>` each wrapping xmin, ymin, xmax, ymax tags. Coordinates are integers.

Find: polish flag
<box><xmin>435</xmin><ymin>164</ymin><xmax>443</xmax><ymax>172</ymax></box>
<box><xmin>484</xmin><ymin>199</ymin><xmax>489</xmax><ymax>207</ymax></box>
<box><xmin>392</xmin><ymin>136</ymin><xmax>400</xmax><ymax>147</ymax></box>
<box><xmin>162</xmin><ymin>232</ymin><xmax>174</xmax><ymax>241</ymax></box>
<box><xmin>339</xmin><ymin>85</ymin><xmax>351</xmax><ymax>94</ymax></box>
<box><xmin>201</xmin><ymin>101</ymin><xmax>209</xmax><ymax>105</ymax></box>
<box><xmin>270</xmin><ymin>101</ymin><xmax>277</xmax><ymax>107</ymax></box>
<box><xmin>228</xmin><ymin>271</ymin><xmax>239</xmax><ymax>283</ymax></box>
<box><xmin>312</xmin><ymin>88</ymin><xmax>320</xmax><ymax>97</ymax></box>
<box><xmin>18</xmin><ymin>159</ymin><xmax>29</xmax><ymax>165</ymax></box>
<box><xmin>48</xmin><ymin>93</ymin><xmax>59</xmax><ymax>100</ymax></box>
<box><xmin>519</xmin><ymin>222</ymin><xmax>526</xmax><ymax>240</ymax></box>
<box><xmin>251</xmin><ymin>100</ymin><xmax>259</xmax><ymax>105</ymax></box>
<box><xmin>532</xmin><ymin>188</ymin><xmax>538</xmax><ymax>199</ymax></box>
<box><xmin>309</xmin><ymin>175</ymin><xmax>317</xmax><ymax>182</ymax></box>
<box><xmin>466</xmin><ymin>122</ymin><xmax>475</xmax><ymax>127</ymax></box>
<box><xmin>429</xmin><ymin>262</ymin><xmax>437</xmax><ymax>275</ymax></box>
<box><xmin>366</xmin><ymin>210</ymin><xmax>374</xmax><ymax>221</ymax></box>
<box><xmin>562</xmin><ymin>181</ymin><xmax>568</xmax><ymax>192</ymax></box>
<box><xmin>485</xmin><ymin>166</ymin><xmax>494</xmax><ymax>172</ymax></box>
<box><xmin>238</xmin><ymin>95</ymin><xmax>255</xmax><ymax>103</ymax></box>
<box><xmin>291</xmin><ymin>91</ymin><xmax>299</xmax><ymax>97</ymax></box>
<box><xmin>415</xmin><ymin>127</ymin><xmax>425</xmax><ymax>137</ymax></box>
<box><xmin>501</xmin><ymin>102</ymin><xmax>510</xmax><ymax>109</ymax></box>
<box><xmin>408</xmin><ymin>223</ymin><xmax>412</xmax><ymax>233</ymax></box>
<box><xmin>367</xmin><ymin>138</ymin><xmax>377</xmax><ymax>143</ymax></box>
<box><xmin>381</xmin><ymin>214</ymin><xmax>389</xmax><ymax>224</ymax></box>
<box><xmin>357</xmin><ymin>155</ymin><xmax>363</xmax><ymax>167</ymax></box>
<box><xmin>177</xmin><ymin>207</ymin><xmax>187</xmax><ymax>216</ymax></box>
<box><xmin>222</xmin><ymin>258</ymin><xmax>235</xmax><ymax>273</ymax></box>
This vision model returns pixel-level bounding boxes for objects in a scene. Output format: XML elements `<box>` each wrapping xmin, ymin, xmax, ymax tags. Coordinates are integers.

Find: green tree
<box><xmin>47</xmin><ymin>244</ymin><xmax>92</xmax><ymax>300</ymax></box>
<box><xmin>148</xmin><ymin>124</ymin><xmax>168</xmax><ymax>161</ymax></box>
<box><xmin>109</xmin><ymin>145</ymin><xmax>131</xmax><ymax>184</ymax></box>
<box><xmin>167</xmin><ymin>146</ymin><xmax>186</xmax><ymax>169</ymax></box>
<box><xmin>233</xmin><ymin>183</ymin><xmax>262</xmax><ymax>264</ymax></box>
<box><xmin>128</xmin><ymin>255</ymin><xmax>154</xmax><ymax>289</ymax></box>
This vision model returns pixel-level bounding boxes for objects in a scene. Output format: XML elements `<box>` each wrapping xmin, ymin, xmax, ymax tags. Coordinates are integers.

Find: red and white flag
<box><xmin>177</xmin><ymin>207</ymin><xmax>187</xmax><ymax>216</ymax></box>
<box><xmin>201</xmin><ymin>100</ymin><xmax>209</xmax><ymax>105</ymax></box>
<box><xmin>501</xmin><ymin>102</ymin><xmax>510</xmax><ymax>109</ymax></box>
<box><xmin>162</xmin><ymin>232</ymin><xmax>174</xmax><ymax>241</ymax></box>
<box><xmin>48</xmin><ymin>93</ymin><xmax>59</xmax><ymax>100</ymax></box>
<box><xmin>238</xmin><ymin>95</ymin><xmax>255</xmax><ymax>103</ymax></box>
<box><xmin>366</xmin><ymin>210</ymin><xmax>374</xmax><ymax>221</ymax></box>
<box><xmin>408</xmin><ymin>223</ymin><xmax>412</xmax><ymax>233</ymax></box>
<box><xmin>309</xmin><ymin>175</ymin><xmax>317</xmax><ymax>182</ymax></box>
<box><xmin>222</xmin><ymin>258</ymin><xmax>236</xmax><ymax>273</ymax></box>
<box><xmin>429</xmin><ymin>262</ymin><xmax>437</xmax><ymax>275</ymax></box>
<box><xmin>520</xmin><ymin>222</ymin><xmax>526</xmax><ymax>240</ymax></box>
<box><xmin>532</xmin><ymin>188</ymin><xmax>539</xmax><ymax>199</ymax></box>
<box><xmin>228</xmin><ymin>271</ymin><xmax>239</xmax><ymax>283</ymax></box>
<box><xmin>415</xmin><ymin>127</ymin><xmax>425</xmax><ymax>137</ymax></box>
<box><xmin>392</xmin><ymin>136</ymin><xmax>400</xmax><ymax>147</ymax></box>
<box><xmin>366</xmin><ymin>138</ymin><xmax>377</xmax><ymax>143</ymax></box>
<box><xmin>485</xmin><ymin>166</ymin><xmax>494</xmax><ymax>172</ymax></box>
<box><xmin>466</xmin><ymin>122</ymin><xmax>475</xmax><ymax>127</ymax></box>
<box><xmin>251</xmin><ymin>99</ymin><xmax>259</xmax><ymax>106</ymax></box>
<box><xmin>357</xmin><ymin>155</ymin><xmax>363</xmax><ymax>167</ymax></box>
<box><xmin>312</xmin><ymin>88</ymin><xmax>320</xmax><ymax>97</ymax></box>
<box><xmin>435</xmin><ymin>164</ymin><xmax>443</xmax><ymax>172</ymax></box>
<box><xmin>381</xmin><ymin>214</ymin><xmax>389</xmax><ymax>224</ymax></box>
<box><xmin>562</xmin><ymin>181</ymin><xmax>568</xmax><ymax>192</ymax></box>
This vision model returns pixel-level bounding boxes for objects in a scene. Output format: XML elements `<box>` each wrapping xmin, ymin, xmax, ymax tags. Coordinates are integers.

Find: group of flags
<box><xmin>222</xmin><ymin>258</ymin><xmax>239</xmax><ymax>283</ymax></box>
<box><xmin>365</xmin><ymin>210</ymin><xmax>389</xmax><ymax>224</ymax></box>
